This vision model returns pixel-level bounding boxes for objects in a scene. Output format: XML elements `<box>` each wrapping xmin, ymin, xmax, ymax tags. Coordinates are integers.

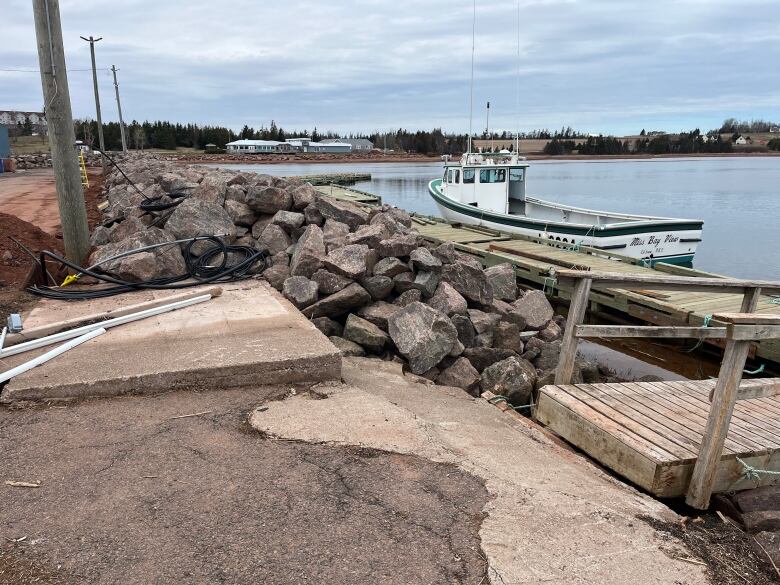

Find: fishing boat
<box><xmin>428</xmin><ymin>0</ymin><xmax>704</xmax><ymax>266</ymax></box>
<box><xmin>428</xmin><ymin>152</ymin><xmax>703</xmax><ymax>265</ymax></box>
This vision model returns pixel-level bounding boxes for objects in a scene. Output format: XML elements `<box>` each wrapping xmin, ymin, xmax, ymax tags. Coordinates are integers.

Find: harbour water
<box><xmin>218</xmin><ymin>156</ymin><xmax>780</xmax><ymax>279</ymax></box>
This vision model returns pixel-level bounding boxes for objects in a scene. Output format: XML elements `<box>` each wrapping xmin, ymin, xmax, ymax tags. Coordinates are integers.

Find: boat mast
<box><xmin>467</xmin><ymin>0</ymin><xmax>476</xmax><ymax>155</ymax></box>
<box><xmin>515</xmin><ymin>0</ymin><xmax>521</xmax><ymax>155</ymax></box>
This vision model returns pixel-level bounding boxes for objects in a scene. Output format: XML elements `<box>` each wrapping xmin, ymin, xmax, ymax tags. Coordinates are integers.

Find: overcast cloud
<box><xmin>2</xmin><ymin>0</ymin><xmax>779</xmax><ymax>135</ymax></box>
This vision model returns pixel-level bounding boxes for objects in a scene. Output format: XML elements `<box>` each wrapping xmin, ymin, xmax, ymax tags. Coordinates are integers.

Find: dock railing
<box><xmin>552</xmin><ymin>269</ymin><xmax>780</xmax><ymax>509</ymax></box>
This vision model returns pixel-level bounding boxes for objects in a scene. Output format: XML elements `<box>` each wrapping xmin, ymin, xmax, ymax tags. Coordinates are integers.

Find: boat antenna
<box><xmin>467</xmin><ymin>0</ymin><xmax>476</xmax><ymax>155</ymax></box>
<box><xmin>515</xmin><ymin>0</ymin><xmax>521</xmax><ymax>155</ymax></box>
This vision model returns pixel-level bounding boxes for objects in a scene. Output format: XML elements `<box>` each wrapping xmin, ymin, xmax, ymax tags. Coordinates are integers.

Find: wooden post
<box><xmin>686</xmin><ymin>336</ymin><xmax>751</xmax><ymax>509</ymax></box>
<box><xmin>32</xmin><ymin>0</ymin><xmax>91</xmax><ymax>264</ymax></box>
<box><xmin>741</xmin><ymin>287</ymin><xmax>761</xmax><ymax>313</ymax></box>
<box><xmin>555</xmin><ymin>277</ymin><xmax>592</xmax><ymax>385</ymax></box>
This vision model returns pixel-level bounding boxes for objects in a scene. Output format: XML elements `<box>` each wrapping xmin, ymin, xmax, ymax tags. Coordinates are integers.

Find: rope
<box><xmin>770</xmin><ymin>295</ymin><xmax>780</xmax><ymax>305</ymax></box>
<box><xmin>685</xmin><ymin>314</ymin><xmax>712</xmax><ymax>353</ymax></box>
<box><xmin>744</xmin><ymin>363</ymin><xmax>765</xmax><ymax>375</ymax></box>
<box><xmin>542</xmin><ymin>276</ymin><xmax>557</xmax><ymax>297</ymax></box>
<box><xmin>487</xmin><ymin>394</ymin><xmax>535</xmax><ymax>412</ymax></box>
<box><xmin>736</xmin><ymin>457</ymin><xmax>780</xmax><ymax>486</ymax></box>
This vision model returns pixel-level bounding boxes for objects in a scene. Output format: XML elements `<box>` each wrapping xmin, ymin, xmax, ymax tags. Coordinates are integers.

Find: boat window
<box><xmin>463</xmin><ymin>169</ymin><xmax>475</xmax><ymax>184</ymax></box>
<box><xmin>479</xmin><ymin>168</ymin><xmax>506</xmax><ymax>183</ymax></box>
<box><xmin>510</xmin><ymin>168</ymin><xmax>524</xmax><ymax>182</ymax></box>
<box><xmin>455</xmin><ymin>170</ymin><xmax>460</xmax><ymax>183</ymax></box>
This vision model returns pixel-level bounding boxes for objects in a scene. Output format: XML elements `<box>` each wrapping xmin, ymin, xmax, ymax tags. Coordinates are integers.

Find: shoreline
<box><xmin>175</xmin><ymin>150</ymin><xmax>780</xmax><ymax>166</ymax></box>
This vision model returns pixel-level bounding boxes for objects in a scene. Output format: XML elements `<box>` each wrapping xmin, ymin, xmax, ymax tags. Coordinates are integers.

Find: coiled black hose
<box><xmin>27</xmin><ymin>237</ymin><xmax>267</xmax><ymax>300</ymax></box>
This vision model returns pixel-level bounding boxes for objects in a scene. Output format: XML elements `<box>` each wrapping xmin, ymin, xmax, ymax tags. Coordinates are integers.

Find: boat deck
<box><xmin>413</xmin><ymin>219</ymin><xmax>780</xmax><ymax>368</ymax></box>
<box><xmin>534</xmin><ymin>379</ymin><xmax>780</xmax><ymax>497</ymax></box>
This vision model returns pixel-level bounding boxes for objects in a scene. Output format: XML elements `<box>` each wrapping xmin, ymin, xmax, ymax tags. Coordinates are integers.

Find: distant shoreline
<box><xmin>177</xmin><ymin>150</ymin><xmax>780</xmax><ymax>166</ymax></box>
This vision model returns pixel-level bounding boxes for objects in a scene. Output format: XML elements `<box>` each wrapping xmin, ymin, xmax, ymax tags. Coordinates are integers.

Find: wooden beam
<box><xmin>741</xmin><ymin>287</ymin><xmax>762</xmax><ymax>313</ymax></box>
<box><xmin>575</xmin><ymin>325</ymin><xmax>727</xmax><ymax>339</ymax></box>
<box><xmin>555</xmin><ymin>277</ymin><xmax>592</xmax><ymax>385</ymax></box>
<box><xmin>735</xmin><ymin>379</ymin><xmax>780</xmax><ymax>401</ymax></box>
<box><xmin>686</xmin><ymin>338</ymin><xmax>752</xmax><ymax>509</ymax></box>
<box><xmin>728</xmin><ymin>324</ymin><xmax>780</xmax><ymax>341</ymax></box>
<box><xmin>713</xmin><ymin>313</ymin><xmax>780</xmax><ymax>325</ymax></box>
<box><xmin>556</xmin><ymin>270</ymin><xmax>780</xmax><ymax>293</ymax></box>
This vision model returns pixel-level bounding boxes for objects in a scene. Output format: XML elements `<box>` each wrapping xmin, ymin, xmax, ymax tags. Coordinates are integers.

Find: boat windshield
<box><xmin>510</xmin><ymin>168</ymin><xmax>524</xmax><ymax>182</ymax></box>
<box><xmin>480</xmin><ymin>168</ymin><xmax>506</xmax><ymax>183</ymax></box>
<box><xmin>463</xmin><ymin>168</ymin><xmax>475</xmax><ymax>183</ymax></box>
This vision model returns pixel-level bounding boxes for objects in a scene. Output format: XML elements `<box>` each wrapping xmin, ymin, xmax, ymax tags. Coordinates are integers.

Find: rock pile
<box><xmin>10</xmin><ymin>152</ymin><xmax>102</xmax><ymax>170</ymax></box>
<box><xmin>90</xmin><ymin>154</ymin><xmax>604</xmax><ymax>406</ymax></box>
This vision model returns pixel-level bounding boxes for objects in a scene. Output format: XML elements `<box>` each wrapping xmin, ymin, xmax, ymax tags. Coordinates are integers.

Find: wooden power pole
<box><xmin>32</xmin><ymin>0</ymin><xmax>90</xmax><ymax>264</ymax></box>
<box><xmin>80</xmin><ymin>35</ymin><xmax>106</xmax><ymax>171</ymax></box>
<box><xmin>111</xmin><ymin>65</ymin><xmax>127</xmax><ymax>152</ymax></box>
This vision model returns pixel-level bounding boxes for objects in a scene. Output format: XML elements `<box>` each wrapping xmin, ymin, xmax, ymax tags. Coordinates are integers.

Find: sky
<box><xmin>2</xmin><ymin>0</ymin><xmax>779</xmax><ymax>136</ymax></box>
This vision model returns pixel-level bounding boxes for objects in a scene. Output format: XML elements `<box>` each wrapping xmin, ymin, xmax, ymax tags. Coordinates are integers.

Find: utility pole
<box><xmin>32</xmin><ymin>0</ymin><xmax>90</xmax><ymax>264</ymax></box>
<box><xmin>80</xmin><ymin>35</ymin><xmax>106</xmax><ymax>171</ymax></box>
<box><xmin>111</xmin><ymin>65</ymin><xmax>127</xmax><ymax>152</ymax></box>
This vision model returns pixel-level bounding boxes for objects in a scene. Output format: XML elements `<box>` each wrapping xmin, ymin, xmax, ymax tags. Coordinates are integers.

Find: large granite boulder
<box><xmin>427</xmin><ymin>282</ymin><xmax>467</xmax><ymax>316</ymax></box>
<box><xmin>302</xmin><ymin>283</ymin><xmax>371</xmax><ymax>318</ymax></box>
<box><xmin>343</xmin><ymin>314</ymin><xmax>389</xmax><ymax>354</ymax></box>
<box><xmin>282</xmin><ymin>276</ymin><xmax>319</xmax><ymax>309</ymax></box>
<box><xmin>485</xmin><ymin>263</ymin><xmax>517</xmax><ymax>301</ymax></box>
<box><xmin>462</xmin><ymin>347</ymin><xmax>518</xmax><ymax>372</ymax></box>
<box><xmin>377</xmin><ymin>234</ymin><xmax>419</xmax><ymax>258</ymax></box>
<box><xmin>441</xmin><ymin>260</ymin><xmax>493</xmax><ymax>305</ymax></box>
<box><xmin>90</xmin><ymin>228</ymin><xmax>187</xmax><ymax>283</ymax></box>
<box><xmin>409</xmin><ymin>247</ymin><xmax>443</xmax><ymax>273</ymax></box>
<box><xmin>509</xmin><ymin>290</ymin><xmax>554</xmax><ymax>330</ymax></box>
<box><xmin>192</xmin><ymin>174</ymin><xmax>228</xmax><ymax>205</ymax></box>
<box><xmin>437</xmin><ymin>357</ymin><xmax>480</xmax><ymax>395</ymax></box>
<box><xmin>360</xmin><ymin>275</ymin><xmax>394</xmax><ymax>300</ymax></box>
<box><xmin>272</xmin><ymin>210</ymin><xmax>305</xmax><ymax>232</ymax></box>
<box><xmin>246</xmin><ymin>185</ymin><xmax>292</xmax><ymax>214</ymax></box>
<box><xmin>357</xmin><ymin>301</ymin><xmax>399</xmax><ymax>331</ymax></box>
<box><xmin>480</xmin><ymin>356</ymin><xmax>537</xmax><ymax>405</ymax></box>
<box><xmin>373</xmin><ymin>257</ymin><xmax>411</xmax><ymax>278</ymax></box>
<box><xmin>387</xmin><ymin>302</ymin><xmax>458</xmax><ymax>374</ymax></box>
<box><xmin>225</xmin><ymin>200</ymin><xmax>255</xmax><ymax>227</ymax></box>
<box><xmin>322</xmin><ymin>219</ymin><xmax>351</xmax><ymax>249</ymax></box>
<box><xmin>258</xmin><ymin>224</ymin><xmax>292</xmax><ymax>256</ymax></box>
<box><xmin>290</xmin><ymin>224</ymin><xmax>325</xmax><ymax>278</ymax></box>
<box><xmin>291</xmin><ymin>183</ymin><xmax>316</xmax><ymax>210</ymax></box>
<box><xmin>316</xmin><ymin>197</ymin><xmax>370</xmax><ymax>230</ymax></box>
<box><xmin>164</xmin><ymin>198</ymin><xmax>237</xmax><ymax>241</ymax></box>
<box><xmin>323</xmin><ymin>244</ymin><xmax>372</xmax><ymax>278</ymax></box>
<box><xmin>311</xmin><ymin>269</ymin><xmax>352</xmax><ymax>294</ymax></box>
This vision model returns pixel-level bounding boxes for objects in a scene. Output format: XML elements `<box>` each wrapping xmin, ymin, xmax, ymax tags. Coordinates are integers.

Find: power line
<box><xmin>0</xmin><ymin>67</ymin><xmax>111</xmax><ymax>72</ymax></box>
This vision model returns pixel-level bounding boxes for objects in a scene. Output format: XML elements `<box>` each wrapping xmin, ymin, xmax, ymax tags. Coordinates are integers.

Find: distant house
<box><xmin>225</xmin><ymin>139</ymin><xmax>293</xmax><ymax>154</ymax></box>
<box><xmin>770</xmin><ymin>126</ymin><xmax>780</xmax><ymax>133</ymax></box>
<box><xmin>734</xmin><ymin>136</ymin><xmax>748</xmax><ymax>145</ymax></box>
<box><xmin>284</xmin><ymin>137</ymin><xmax>352</xmax><ymax>153</ymax></box>
<box><xmin>323</xmin><ymin>138</ymin><xmax>373</xmax><ymax>151</ymax></box>
<box><xmin>0</xmin><ymin>110</ymin><xmax>47</xmax><ymax>135</ymax></box>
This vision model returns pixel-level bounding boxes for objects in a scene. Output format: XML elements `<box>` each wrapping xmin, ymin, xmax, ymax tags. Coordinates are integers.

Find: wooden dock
<box><xmin>412</xmin><ymin>218</ymin><xmax>780</xmax><ymax>369</ymax></box>
<box><xmin>314</xmin><ymin>184</ymin><xmax>381</xmax><ymax>206</ymax></box>
<box><xmin>298</xmin><ymin>172</ymin><xmax>372</xmax><ymax>186</ymax></box>
<box><xmin>534</xmin><ymin>379</ymin><xmax>780</xmax><ymax>497</ymax></box>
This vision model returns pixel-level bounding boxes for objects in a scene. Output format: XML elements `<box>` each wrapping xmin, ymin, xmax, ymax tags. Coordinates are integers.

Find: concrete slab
<box><xmin>0</xmin><ymin>280</ymin><xmax>340</xmax><ymax>402</ymax></box>
<box><xmin>250</xmin><ymin>357</ymin><xmax>709</xmax><ymax>585</ymax></box>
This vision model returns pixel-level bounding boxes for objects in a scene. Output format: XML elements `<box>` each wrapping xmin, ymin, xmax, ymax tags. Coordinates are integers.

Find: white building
<box><xmin>284</xmin><ymin>137</ymin><xmax>352</xmax><ymax>153</ymax></box>
<box><xmin>225</xmin><ymin>139</ymin><xmax>293</xmax><ymax>153</ymax></box>
<box><xmin>322</xmin><ymin>138</ymin><xmax>373</xmax><ymax>151</ymax></box>
<box><xmin>734</xmin><ymin>136</ymin><xmax>748</xmax><ymax>145</ymax></box>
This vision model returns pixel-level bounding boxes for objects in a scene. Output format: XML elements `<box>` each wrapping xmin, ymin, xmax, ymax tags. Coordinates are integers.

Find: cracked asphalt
<box><xmin>0</xmin><ymin>387</ymin><xmax>488</xmax><ymax>585</ymax></box>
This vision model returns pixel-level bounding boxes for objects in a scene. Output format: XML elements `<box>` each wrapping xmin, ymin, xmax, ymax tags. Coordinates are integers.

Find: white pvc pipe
<box><xmin>0</xmin><ymin>294</ymin><xmax>212</xmax><ymax>359</ymax></box>
<box><xmin>0</xmin><ymin>327</ymin><xmax>6</xmax><ymax>351</ymax></box>
<box><xmin>0</xmin><ymin>327</ymin><xmax>106</xmax><ymax>384</ymax></box>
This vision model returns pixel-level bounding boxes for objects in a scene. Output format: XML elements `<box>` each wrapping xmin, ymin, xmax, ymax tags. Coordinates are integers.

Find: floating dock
<box><xmin>534</xmin><ymin>379</ymin><xmax>780</xmax><ymax>497</ymax></box>
<box><xmin>296</xmin><ymin>172</ymin><xmax>372</xmax><ymax>186</ymax></box>
<box><xmin>314</xmin><ymin>183</ymin><xmax>381</xmax><ymax>205</ymax></box>
<box><xmin>411</xmin><ymin>217</ymin><xmax>780</xmax><ymax>369</ymax></box>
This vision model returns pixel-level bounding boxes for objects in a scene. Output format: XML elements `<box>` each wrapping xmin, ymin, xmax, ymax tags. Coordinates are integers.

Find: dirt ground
<box><xmin>0</xmin><ymin>387</ymin><xmax>489</xmax><ymax>585</ymax></box>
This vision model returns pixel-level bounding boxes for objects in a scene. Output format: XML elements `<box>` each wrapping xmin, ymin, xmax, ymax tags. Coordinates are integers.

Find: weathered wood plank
<box><xmin>555</xmin><ymin>278</ymin><xmax>592</xmax><ymax>385</ymax></box>
<box><xmin>715</xmin><ymin>313</ymin><xmax>780</xmax><ymax>325</ymax></box>
<box><xmin>557</xmin><ymin>269</ymin><xmax>780</xmax><ymax>291</ymax></box>
<box><xmin>736</xmin><ymin>380</ymin><xmax>780</xmax><ymax>401</ymax></box>
<box><xmin>575</xmin><ymin>325</ymin><xmax>727</xmax><ymax>339</ymax></box>
<box><xmin>687</xmin><ymin>338</ymin><xmax>752</xmax><ymax>509</ymax></box>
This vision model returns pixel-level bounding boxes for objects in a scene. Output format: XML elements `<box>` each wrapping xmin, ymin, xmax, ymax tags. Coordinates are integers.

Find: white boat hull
<box><xmin>429</xmin><ymin>179</ymin><xmax>702</xmax><ymax>266</ymax></box>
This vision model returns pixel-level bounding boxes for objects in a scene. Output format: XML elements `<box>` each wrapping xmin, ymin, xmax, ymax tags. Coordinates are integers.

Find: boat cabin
<box><xmin>442</xmin><ymin>153</ymin><xmax>530</xmax><ymax>215</ymax></box>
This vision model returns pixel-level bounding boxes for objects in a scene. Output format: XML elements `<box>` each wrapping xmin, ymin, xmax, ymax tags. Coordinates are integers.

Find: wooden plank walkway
<box><xmin>414</xmin><ymin>219</ymin><xmax>780</xmax><ymax>367</ymax></box>
<box><xmin>314</xmin><ymin>184</ymin><xmax>381</xmax><ymax>205</ymax></box>
<box><xmin>534</xmin><ymin>379</ymin><xmax>780</xmax><ymax>497</ymax></box>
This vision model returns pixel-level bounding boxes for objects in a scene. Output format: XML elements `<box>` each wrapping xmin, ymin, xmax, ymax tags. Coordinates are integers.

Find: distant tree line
<box><xmin>718</xmin><ymin>118</ymin><xmax>779</xmax><ymax>134</ymax></box>
<box><xmin>543</xmin><ymin>130</ymin><xmax>733</xmax><ymax>156</ymax></box>
<box><xmin>769</xmin><ymin>138</ymin><xmax>780</xmax><ymax>151</ymax></box>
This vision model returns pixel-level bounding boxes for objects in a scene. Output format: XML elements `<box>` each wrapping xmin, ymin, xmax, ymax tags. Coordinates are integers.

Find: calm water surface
<box><xmin>219</xmin><ymin>157</ymin><xmax>780</xmax><ymax>279</ymax></box>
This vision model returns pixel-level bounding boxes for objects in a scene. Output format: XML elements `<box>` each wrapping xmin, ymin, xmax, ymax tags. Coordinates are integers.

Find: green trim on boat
<box><xmin>427</xmin><ymin>179</ymin><xmax>703</xmax><ymax>237</ymax></box>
